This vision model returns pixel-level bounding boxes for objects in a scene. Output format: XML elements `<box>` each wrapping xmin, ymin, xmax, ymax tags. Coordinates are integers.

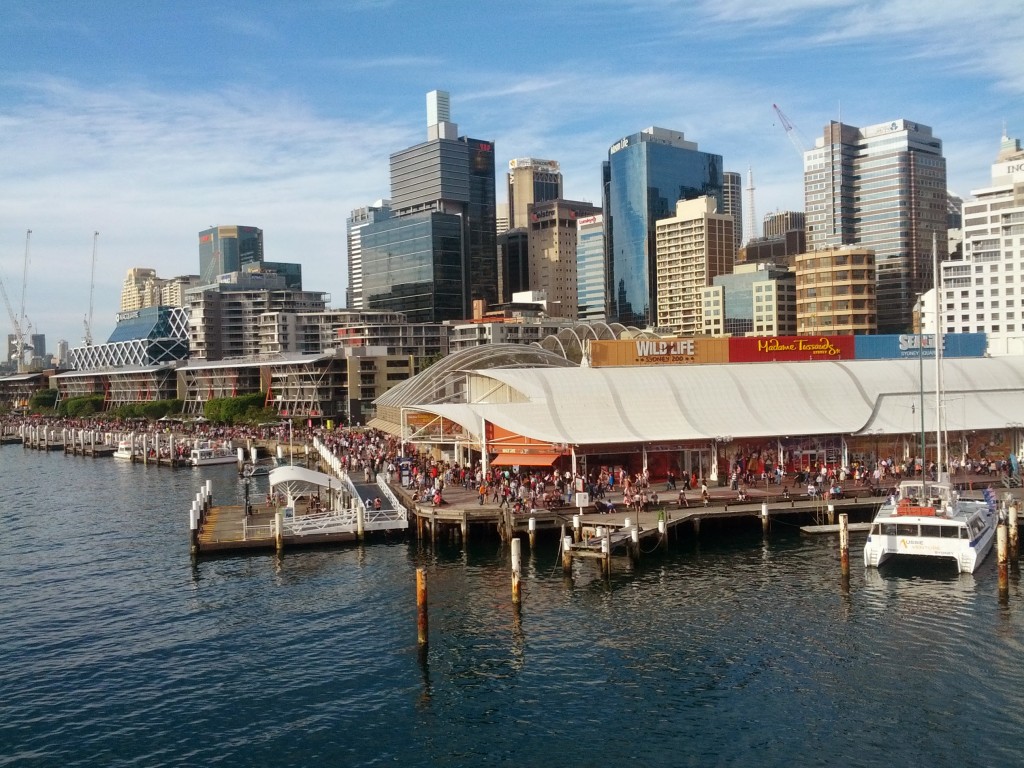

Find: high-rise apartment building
<box><xmin>120</xmin><ymin>268</ymin><xmax>164</xmax><ymax>312</ymax></box>
<box><xmin>939</xmin><ymin>134</ymin><xmax>1024</xmax><ymax>355</ymax></box>
<box><xmin>655</xmin><ymin>196</ymin><xmax>734</xmax><ymax>334</ymax></box>
<box><xmin>723</xmin><ymin>170</ymin><xmax>743</xmax><ymax>248</ymax></box>
<box><xmin>198</xmin><ymin>225</ymin><xmax>264</xmax><ymax>284</ymax></box>
<box><xmin>346</xmin><ymin>200</ymin><xmax>390</xmax><ymax>310</ymax></box>
<box><xmin>507</xmin><ymin>158</ymin><xmax>562</xmax><ymax>230</ymax></box>
<box><xmin>576</xmin><ymin>214</ymin><xmax>606</xmax><ymax>321</ymax></box>
<box><xmin>526</xmin><ymin>199</ymin><xmax>600</xmax><ymax>320</ymax></box>
<box><xmin>160</xmin><ymin>275</ymin><xmax>202</xmax><ymax>307</ymax></box>
<box><xmin>804</xmin><ymin>119</ymin><xmax>946</xmax><ymax>333</ymax></box>
<box><xmin>185</xmin><ymin>272</ymin><xmax>327</xmax><ymax>361</ymax></box>
<box><xmin>375</xmin><ymin>90</ymin><xmax>497</xmax><ymax>316</ymax></box>
<box><xmin>605</xmin><ymin>127</ymin><xmax>724</xmax><ymax>327</ymax></box>
<box><xmin>794</xmin><ymin>246</ymin><xmax>877</xmax><ymax>334</ymax></box>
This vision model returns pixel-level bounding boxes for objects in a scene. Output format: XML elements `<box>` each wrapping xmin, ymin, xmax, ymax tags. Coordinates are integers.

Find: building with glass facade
<box><xmin>346</xmin><ymin>200</ymin><xmax>391</xmax><ymax>309</ymax></box>
<box><xmin>198</xmin><ymin>225</ymin><xmax>263</xmax><ymax>284</ymax></box>
<box><xmin>497</xmin><ymin>228</ymin><xmax>529</xmax><ymax>303</ymax></box>
<box><xmin>361</xmin><ymin>212</ymin><xmax>465</xmax><ymax>323</ymax></box>
<box><xmin>702</xmin><ymin>262</ymin><xmax>796</xmax><ymax>337</ymax></box>
<box><xmin>804</xmin><ymin>119</ymin><xmax>946</xmax><ymax>333</ymax></box>
<box><xmin>576</xmin><ymin>214</ymin><xmax>606</xmax><ymax>321</ymax></box>
<box><xmin>723</xmin><ymin>170</ymin><xmax>743</xmax><ymax>247</ymax></box>
<box><xmin>605</xmin><ymin>127</ymin><xmax>724</xmax><ymax>327</ymax></box>
<box><xmin>383</xmin><ymin>91</ymin><xmax>497</xmax><ymax>316</ymax></box>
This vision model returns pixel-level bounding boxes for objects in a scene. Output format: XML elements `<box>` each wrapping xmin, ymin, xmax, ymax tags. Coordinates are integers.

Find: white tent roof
<box><xmin>411</xmin><ymin>356</ymin><xmax>1024</xmax><ymax>445</ymax></box>
<box><xmin>269</xmin><ymin>465</ymin><xmax>335</xmax><ymax>491</ymax></box>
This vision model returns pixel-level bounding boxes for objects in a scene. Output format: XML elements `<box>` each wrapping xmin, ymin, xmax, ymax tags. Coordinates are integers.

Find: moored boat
<box><xmin>189</xmin><ymin>441</ymin><xmax>237</xmax><ymax>467</ymax></box>
<box><xmin>112</xmin><ymin>440</ymin><xmax>137</xmax><ymax>461</ymax></box>
<box><xmin>863</xmin><ymin>481</ymin><xmax>997</xmax><ymax>573</ymax></box>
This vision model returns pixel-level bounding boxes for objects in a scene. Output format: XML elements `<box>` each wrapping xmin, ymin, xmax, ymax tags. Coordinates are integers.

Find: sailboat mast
<box><xmin>933</xmin><ymin>232</ymin><xmax>943</xmax><ymax>480</ymax></box>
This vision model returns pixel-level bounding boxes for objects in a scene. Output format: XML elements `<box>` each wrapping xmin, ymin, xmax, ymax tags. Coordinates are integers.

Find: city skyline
<box><xmin>1</xmin><ymin>0</ymin><xmax>1022</xmax><ymax>346</ymax></box>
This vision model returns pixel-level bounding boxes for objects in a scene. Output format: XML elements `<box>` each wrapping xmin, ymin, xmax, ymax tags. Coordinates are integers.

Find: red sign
<box><xmin>728</xmin><ymin>335</ymin><xmax>856</xmax><ymax>362</ymax></box>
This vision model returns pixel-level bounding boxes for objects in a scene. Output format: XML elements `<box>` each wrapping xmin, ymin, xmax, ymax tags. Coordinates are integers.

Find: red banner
<box><xmin>728</xmin><ymin>335</ymin><xmax>855</xmax><ymax>362</ymax></box>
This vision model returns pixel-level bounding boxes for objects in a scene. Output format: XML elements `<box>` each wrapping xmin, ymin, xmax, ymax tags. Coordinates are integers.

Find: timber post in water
<box><xmin>1009</xmin><ymin>503</ymin><xmax>1019</xmax><ymax>560</ymax></box>
<box><xmin>528</xmin><ymin>516</ymin><xmax>536</xmax><ymax>549</ymax></box>
<box><xmin>511</xmin><ymin>537</ymin><xmax>522</xmax><ymax>604</ymax></box>
<box><xmin>839</xmin><ymin>513</ymin><xmax>850</xmax><ymax>571</ymax></box>
<box><xmin>416</xmin><ymin>568</ymin><xmax>428</xmax><ymax>646</ymax></box>
<box><xmin>998</xmin><ymin>522</ymin><xmax>1009</xmax><ymax>600</ymax></box>
<box><xmin>761</xmin><ymin>503</ymin><xmax>770</xmax><ymax>535</ymax></box>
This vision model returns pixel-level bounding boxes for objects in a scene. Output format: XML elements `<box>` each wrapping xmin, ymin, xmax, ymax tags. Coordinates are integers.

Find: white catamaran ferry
<box><xmin>863</xmin><ymin>481</ymin><xmax>997</xmax><ymax>573</ymax></box>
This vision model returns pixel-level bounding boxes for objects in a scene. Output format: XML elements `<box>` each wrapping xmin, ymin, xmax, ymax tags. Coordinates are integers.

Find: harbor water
<box><xmin>2</xmin><ymin>446</ymin><xmax>1024</xmax><ymax>767</ymax></box>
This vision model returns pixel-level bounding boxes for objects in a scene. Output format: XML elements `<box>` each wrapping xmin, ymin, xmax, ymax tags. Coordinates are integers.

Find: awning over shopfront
<box><xmin>490</xmin><ymin>452</ymin><xmax>563</xmax><ymax>467</ymax></box>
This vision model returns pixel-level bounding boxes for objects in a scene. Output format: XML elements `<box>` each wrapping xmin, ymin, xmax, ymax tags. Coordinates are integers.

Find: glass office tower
<box><xmin>198</xmin><ymin>225</ymin><xmax>263</xmax><ymax>284</ymax></box>
<box><xmin>360</xmin><ymin>212</ymin><xmax>465</xmax><ymax>323</ymax></box>
<box><xmin>605</xmin><ymin>127</ymin><xmax>723</xmax><ymax>327</ymax></box>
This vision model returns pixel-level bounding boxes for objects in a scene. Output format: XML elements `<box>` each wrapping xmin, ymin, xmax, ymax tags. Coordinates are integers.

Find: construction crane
<box><xmin>772</xmin><ymin>103</ymin><xmax>809</xmax><ymax>159</ymax></box>
<box><xmin>84</xmin><ymin>231</ymin><xmax>98</xmax><ymax>346</ymax></box>
<box><xmin>0</xmin><ymin>273</ymin><xmax>27</xmax><ymax>365</ymax></box>
<box><xmin>2</xmin><ymin>230</ymin><xmax>33</xmax><ymax>370</ymax></box>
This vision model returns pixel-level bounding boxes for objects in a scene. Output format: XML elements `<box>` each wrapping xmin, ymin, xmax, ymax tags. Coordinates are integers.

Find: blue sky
<box><xmin>1</xmin><ymin>0</ymin><xmax>1022</xmax><ymax>348</ymax></box>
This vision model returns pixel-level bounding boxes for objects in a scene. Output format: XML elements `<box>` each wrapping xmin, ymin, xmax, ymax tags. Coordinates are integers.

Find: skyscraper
<box><xmin>379</xmin><ymin>90</ymin><xmax>498</xmax><ymax>316</ymax></box>
<box><xmin>576</xmin><ymin>214</ymin><xmax>606</xmax><ymax>321</ymax></box>
<box><xmin>346</xmin><ymin>200</ymin><xmax>390</xmax><ymax>310</ymax></box>
<box><xmin>804</xmin><ymin>119</ymin><xmax>947</xmax><ymax>333</ymax></box>
<box><xmin>605</xmin><ymin>127</ymin><xmax>724</xmax><ymax>327</ymax></box>
<box><xmin>939</xmin><ymin>133</ymin><xmax>1024</xmax><ymax>355</ymax></box>
<box><xmin>507</xmin><ymin>158</ymin><xmax>562</xmax><ymax>230</ymax></box>
<box><xmin>722</xmin><ymin>170</ymin><xmax>743</xmax><ymax>248</ymax></box>
<box><xmin>198</xmin><ymin>225</ymin><xmax>263</xmax><ymax>284</ymax></box>
<box><xmin>526</xmin><ymin>199</ymin><xmax>601</xmax><ymax>320</ymax></box>
<box><xmin>655</xmin><ymin>197</ymin><xmax>734</xmax><ymax>334</ymax></box>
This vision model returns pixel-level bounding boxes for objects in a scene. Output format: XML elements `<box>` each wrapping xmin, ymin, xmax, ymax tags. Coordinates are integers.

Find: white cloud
<box><xmin>0</xmin><ymin>76</ymin><xmax>407</xmax><ymax>344</ymax></box>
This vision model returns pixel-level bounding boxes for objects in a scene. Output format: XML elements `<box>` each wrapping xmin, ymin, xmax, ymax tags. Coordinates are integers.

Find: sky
<box><xmin>1</xmin><ymin>0</ymin><xmax>1022</xmax><ymax>349</ymax></box>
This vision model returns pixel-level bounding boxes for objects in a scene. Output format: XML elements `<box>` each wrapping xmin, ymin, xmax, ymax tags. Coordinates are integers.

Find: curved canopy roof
<box><xmin>404</xmin><ymin>356</ymin><xmax>1024</xmax><ymax>446</ymax></box>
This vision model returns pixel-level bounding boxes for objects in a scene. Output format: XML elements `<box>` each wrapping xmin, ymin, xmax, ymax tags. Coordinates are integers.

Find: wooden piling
<box><xmin>1009</xmin><ymin>504</ymin><xmax>1019</xmax><ymax>560</ymax></box>
<box><xmin>561</xmin><ymin>524</ymin><xmax>573</xmax><ymax>574</ymax></box>
<box><xmin>839</xmin><ymin>512</ymin><xmax>850</xmax><ymax>570</ymax></box>
<box><xmin>658</xmin><ymin>518</ymin><xmax>667</xmax><ymax>551</ymax></box>
<box><xmin>528</xmin><ymin>516</ymin><xmax>536</xmax><ymax>549</ymax></box>
<box><xmin>693</xmin><ymin>517</ymin><xmax>700</xmax><ymax>536</ymax></box>
<box><xmin>998</xmin><ymin>521</ymin><xmax>1009</xmax><ymax>599</ymax></box>
<box><xmin>416</xmin><ymin>568</ymin><xmax>428</xmax><ymax>646</ymax></box>
<box><xmin>602</xmin><ymin>526</ymin><xmax>611</xmax><ymax>576</ymax></box>
<box><xmin>761</xmin><ymin>502</ymin><xmax>769</xmax><ymax>535</ymax></box>
<box><xmin>827</xmin><ymin>503</ymin><xmax>835</xmax><ymax>526</ymax></box>
<box><xmin>275</xmin><ymin>510</ymin><xmax>284</xmax><ymax>554</ymax></box>
<box><xmin>511</xmin><ymin>537</ymin><xmax>522</xmax><ymax>604</ymax></box>
<box><xmin>357</xmin><ymin>505</ymin><xmax>365</xmax><ymax>541</ymax></box>
<box><xmin>630</xmin><ymin>525</ymin><xmax>640</xmax><ymax>564</ymax></box>
<box><xmin>573</xmin><ymin>514</ymin><xmax>581</xmax><ymax>543</ymax></box>
<box><xmin>461</xmin><ymin>511</ymin><xmax>468</xmax><ymax>544</ymax></box>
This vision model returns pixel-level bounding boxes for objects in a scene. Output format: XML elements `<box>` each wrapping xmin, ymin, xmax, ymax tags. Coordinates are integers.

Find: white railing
<box><xmin>283</xmin><ymin>508</ymin><xmax>359</xmax><ymax>536</ymax></box>
<box><xmin>242</xmin><ymin>519</ymin><xmax>275</xmax><ymax>541</ymax></box>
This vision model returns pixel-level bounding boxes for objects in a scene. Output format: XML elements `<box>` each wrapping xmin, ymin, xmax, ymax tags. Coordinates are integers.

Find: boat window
<box><xmin>882</xmin><ymin>523</ymin><xmax>897</xmax><ymax>536</ymax></box>
<box><xmin>896</xmin><ymin>523</ymin><xmax>919</xmax><ymax>536</ymax></box>
<box><xmin>920</xmin><ymin>525</ymin><xmax>942</xmax><ymax>538</ymax></box>
<box><xmin>939</xmin><ymin>526</ymin><xmax>962</xmax><ymax>539</ymax></box>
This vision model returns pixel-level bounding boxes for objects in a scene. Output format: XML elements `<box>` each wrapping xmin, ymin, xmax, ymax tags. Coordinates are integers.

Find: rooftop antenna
<box><xmin>744</xmin><ymin>166</ymin><xmax>758</xmax><ymax>244</ymax></box>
